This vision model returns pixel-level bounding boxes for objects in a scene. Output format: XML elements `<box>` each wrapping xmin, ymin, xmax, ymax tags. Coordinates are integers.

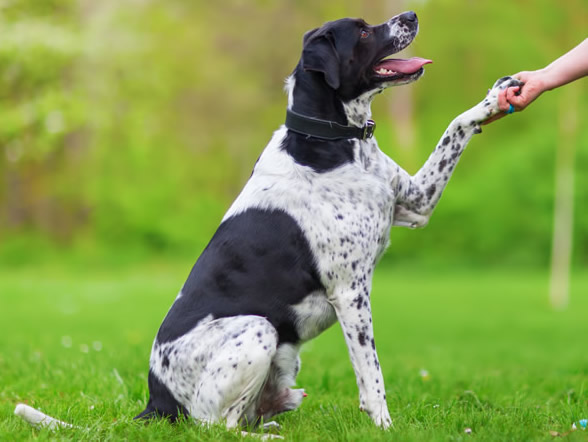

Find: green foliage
<box><xmin>0</xmin><ymin>0</ymin><xmax>586</xmax><ymax>267</ymax></box>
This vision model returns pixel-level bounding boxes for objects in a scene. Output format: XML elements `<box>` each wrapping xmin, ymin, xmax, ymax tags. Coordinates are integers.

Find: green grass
<box><xmin>1</xmin><ymin>263</ymin><xmax>587</xmax><ymax>441</ymax></box>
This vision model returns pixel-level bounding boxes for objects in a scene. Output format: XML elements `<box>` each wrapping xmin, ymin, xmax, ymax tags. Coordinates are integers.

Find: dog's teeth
<box><xmin>376</xmin><ymin>68</ymin><xmax>397</xmax><ymax>75</ymax></box>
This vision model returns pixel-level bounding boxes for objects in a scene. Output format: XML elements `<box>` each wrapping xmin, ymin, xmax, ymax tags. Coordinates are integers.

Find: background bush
<box><xmin>0</xmin><ymin>0</ymin><xmax>586</xmax><ymax>268</ymax></box>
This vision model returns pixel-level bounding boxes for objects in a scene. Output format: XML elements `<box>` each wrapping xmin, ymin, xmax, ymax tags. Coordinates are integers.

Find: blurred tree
<box><xmin>550</xmin><ymin>83</ymin><xmax>579</xmax><ymax>310</ymax></box>
<box><xmin>0</xmin><ymin>0</ymin><xmax>586</xmax><ymax>268</ymax></box>
<box><xmin>387</xmin><ymin>0</ymin><xmax>417</xmax><ymax>150</ymax></box>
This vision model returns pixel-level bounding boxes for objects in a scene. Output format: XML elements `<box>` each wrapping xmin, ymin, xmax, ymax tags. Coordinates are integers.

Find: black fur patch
<box><xmin>156</xmin><ymin>208</ymin><xmax>324</xmax><ymax>345</ymax></box>
<box><xmin>134</xmin><ymin>370</ymin><xmax>189</xmax><ymax>422</ymax></box>
<box><xmin>281</xmin><ymin>131</ymin><xmax>355</xmax><ymax>173</ymax></box>
<box><xmin>358</xmin><ymin>331</ymin><xmax>367</xmax><ymax>346</ymax></box>
<box><xmin>438</xmin><ymin>159</ymin><xmax>447</xmax><ymax>172</ymax></box>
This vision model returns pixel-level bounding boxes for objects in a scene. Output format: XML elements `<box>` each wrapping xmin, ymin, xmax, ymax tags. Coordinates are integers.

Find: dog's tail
<box><xmin>14</xmin><ymin>404</ymin><xmax>75</xmax><ymax>430</ymax></box>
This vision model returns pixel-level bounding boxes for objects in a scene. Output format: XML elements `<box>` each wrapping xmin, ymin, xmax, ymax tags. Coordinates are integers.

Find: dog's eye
<box><xmin>360</xmin><ymin>29</ymin><xmax>370</xmax><ymax>39</ymax></box>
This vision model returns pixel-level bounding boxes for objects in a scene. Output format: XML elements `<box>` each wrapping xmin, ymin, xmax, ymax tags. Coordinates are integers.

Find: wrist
<box><xmin>534</xmin><ymin>68</ymin><xmax>554</xmax><ymax>91</ymax></box>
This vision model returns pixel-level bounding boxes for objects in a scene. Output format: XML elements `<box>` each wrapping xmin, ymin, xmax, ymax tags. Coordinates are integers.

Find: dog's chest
<box><xmin>225</xmin><ymin>130</ymin><xmax>398</xmax><ymax>287</ymax></box>
<box><xmin>303</xmin><ymin>167</ymin><xmax>394</xmax><ymax>262</ymax></box>
<box><xmin>298</xmin><ymin>142</ymin><xmax>397</xmax><ymax>274</ymax></box>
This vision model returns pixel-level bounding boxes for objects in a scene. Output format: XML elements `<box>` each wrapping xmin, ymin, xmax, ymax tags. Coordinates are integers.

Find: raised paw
<box><xmin>474</xmin><ymin>76</ymin><xmax>525</xmax><ymax>124</ymax></box>
<box><xmin>491</xmin><ymin>76</ymin><xmax>524</xmax><ymax>91</ymax></box>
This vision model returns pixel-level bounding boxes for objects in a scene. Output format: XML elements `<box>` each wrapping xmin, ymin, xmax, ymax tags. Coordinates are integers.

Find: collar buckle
<box><xmin>362</xmin><ymin>120</ymin><xmax>376</xmax><ymax>140</ymax></box>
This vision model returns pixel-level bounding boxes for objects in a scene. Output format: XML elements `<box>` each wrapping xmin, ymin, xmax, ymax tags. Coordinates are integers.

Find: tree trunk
<box><xmin>549</xmin><ymin>83</ymin><xmax>579</xmax><ymax>310</ymax></box>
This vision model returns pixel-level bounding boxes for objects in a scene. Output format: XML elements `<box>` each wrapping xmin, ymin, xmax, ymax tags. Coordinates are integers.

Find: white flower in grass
<box><xmin>80</xmin><ymin>344</ymin><xmax>89</xmax><ymax>353</ymax></box>
<box><xmin>92</xmin><ymin>341</ymin><xmax>103</xmax><ymax>352</ymax></box>
<box><xmin>419</xmin><ymin>369</ymin><xmax>431</xmax><ymax>381</ymax></box>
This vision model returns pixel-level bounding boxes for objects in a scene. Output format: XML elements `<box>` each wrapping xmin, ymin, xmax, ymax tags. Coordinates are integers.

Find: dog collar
<box><xmin>285</xmin><ymin>109</ymin><xmax>376</xmax><ymax>141</ymax></box>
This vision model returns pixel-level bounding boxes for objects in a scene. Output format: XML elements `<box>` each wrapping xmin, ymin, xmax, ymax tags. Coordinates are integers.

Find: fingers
<box><xmin>506</xmin><ymin>87</ymin><xmax>519</xmax><ymax>100</ymax></box>
<box><xmin>512</xmin><ymin>71</ymin><xmax>530</xmax><ymax>82</ymax></box>
<box><xmin>506</xmin><ymin>70</ymin><xmax>543</xmax><ymax>111</ymax></box>
<box><xmin>497</xmin><ymin>86</ymin><xmax>520</xmax><ymax>112</ymax></box>
<box><xmin>482</xmin><ymin>83</ymin><xmax>520</xmax><ymax>126</ymax></box>
<box><xmin>506</xmin><ymin>86</ymin><xmax>524</xmax><ymax>109</ymax></box>
<box><xmin>497</xmin><ymin>89</ymin><xmax>510</xmax><ymax>111</ymax></box>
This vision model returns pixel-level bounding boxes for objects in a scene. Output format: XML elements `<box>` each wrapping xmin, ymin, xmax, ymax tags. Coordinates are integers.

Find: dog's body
<box><xmin>135</xmin><ymin>12</ymin><xmax>520</xmax><ymax>430</ymax></box>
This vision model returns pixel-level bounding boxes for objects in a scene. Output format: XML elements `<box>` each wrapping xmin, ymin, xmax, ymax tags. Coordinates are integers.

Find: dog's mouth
<box><xmin>372</xmin><ymin>57</ymin><xmax>432</xmax><ymax>82</ymax></box>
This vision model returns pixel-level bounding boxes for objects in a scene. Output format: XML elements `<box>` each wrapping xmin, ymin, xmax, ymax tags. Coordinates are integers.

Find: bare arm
<box><xmin>539</xmin><ymin>38</ymin><xmax>588</xmax><ymax>89</ymax></box>
<box><xmin>492</xmin><ymin>38</ymin><xmax>588</xmax><ymax>115</ymax></box>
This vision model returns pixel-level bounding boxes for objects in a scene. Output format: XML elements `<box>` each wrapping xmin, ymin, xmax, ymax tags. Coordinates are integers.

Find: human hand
<box><xmin>500</xmin><ymin>70</ymin><xmax>546</xmax><ymax>112</ymax></box>
<box><xmin>482</xmin><ymin>69</ymin><xmax>549</xmax><ymax>124</ymax></box>
<box><xmin>483</xmin><ymin>38</ymin><xmax>588</xmax><ymax>125</ymax></box>
<box><xmin>481</xmin><ymin>80</ymin><xmax>520</xmax><ymax>125</ymax></box>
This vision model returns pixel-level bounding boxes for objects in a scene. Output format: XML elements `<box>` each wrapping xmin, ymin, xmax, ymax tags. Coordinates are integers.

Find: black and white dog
<box><xmin>15</xmin><ymin>12</ymin><xmax>521</xmax><ymax>436</ymax></box>
<box><xmin>13</xmin><ymin>11</ymin><xmax>521</xmax><ymax>434</ymax></box>
<box><xmin>133</xmin><ymin>11</ymin><xmax>519</xmax><ymax>430</ymax></box>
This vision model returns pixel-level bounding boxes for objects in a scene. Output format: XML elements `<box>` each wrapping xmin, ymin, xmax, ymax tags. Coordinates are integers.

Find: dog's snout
<box><xmin>399</xmin><ymin>11</ymin><xmax>417</xmax><ymax>24</ymax></box>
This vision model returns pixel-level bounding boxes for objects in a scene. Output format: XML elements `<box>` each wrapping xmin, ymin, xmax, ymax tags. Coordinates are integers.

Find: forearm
<box><xmin>540</xmin><ymin>38</ymin><xmax>588</xmax><ymax>90</ymax></box>
<box><xmin>490</xmin><ymin>39</ymin><xmax>587</xmax><ymax>117</ymax></box>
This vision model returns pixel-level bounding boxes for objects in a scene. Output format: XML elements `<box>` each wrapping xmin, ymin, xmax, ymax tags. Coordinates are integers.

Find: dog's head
<box><xmin>300</xmin><ymin>11</ymin><xmax>431</xmax><ymax>101</ymax></box>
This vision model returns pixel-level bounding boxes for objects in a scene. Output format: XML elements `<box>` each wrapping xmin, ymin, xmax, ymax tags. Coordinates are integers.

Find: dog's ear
<box><xmin>302</xmin><ymin>31</ymin><xmax>341</xmax><ymax>90</ymax></box>
<box><xmin>302</xmin><ymin>27</ymin><xmax>320</xmax><ymax>45</ymax></box>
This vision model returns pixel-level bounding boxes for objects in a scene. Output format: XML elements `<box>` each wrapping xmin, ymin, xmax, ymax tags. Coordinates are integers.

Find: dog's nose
<box><xmin>399</xmin><ymin>11</ymin><xmax>417</xmax><ymax>23</ymax></box>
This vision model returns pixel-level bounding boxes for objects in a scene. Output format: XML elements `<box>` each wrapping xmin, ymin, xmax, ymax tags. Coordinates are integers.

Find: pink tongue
<box><xmin>375</xmin><ymin>57</ymin><xmax>433</xmax><ymax>74</ymax></box>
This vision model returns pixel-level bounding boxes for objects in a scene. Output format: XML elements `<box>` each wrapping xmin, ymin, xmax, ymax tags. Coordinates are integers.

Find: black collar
<box><xmin>285</xmin><ymin>109</ymin><xmax>376</xmax><ymax>141</ymax></box>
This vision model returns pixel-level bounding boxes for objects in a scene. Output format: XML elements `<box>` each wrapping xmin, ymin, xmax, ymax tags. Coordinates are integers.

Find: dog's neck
<box><xmin>341</xmin><ymin>90</ymin><xmax>380</xmax><ymax>127</ymax></box>
<box><xmin>286</xmin><ymin>69</ymin><xmax>376</xmax><ymax>129</ymax></box>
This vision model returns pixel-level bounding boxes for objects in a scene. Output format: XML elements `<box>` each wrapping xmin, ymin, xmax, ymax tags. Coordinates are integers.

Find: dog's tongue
<box><xmin>375</xmin><ymin>57</ymin><xmax>433</xmax><ymax>74</ymax></box>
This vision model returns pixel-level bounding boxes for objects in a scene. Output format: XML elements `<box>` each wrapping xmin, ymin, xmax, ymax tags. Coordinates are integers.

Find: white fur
<box><xmin>14</xmin><ymin>404</ymin><xmax>74</xmax><ymax>430</ymax></box>
<box><xmin>291</xmin><ymin>291</ymin><xmax>337</xmax><ymax>341</ymax></box>
<box><xmin>284</xmin><ymin>76</ymin><xmax>295</xmax><ymax>110</ymax></box>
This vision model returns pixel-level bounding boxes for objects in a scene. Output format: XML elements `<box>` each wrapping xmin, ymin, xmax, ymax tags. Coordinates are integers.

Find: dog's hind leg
<box><xmin>188</xmin><ymin>316</ymin><xmax>278</xmax><ymax>429</ymax></box>
<box><xmin>254</xmin><ymin>343</ymin><xmax>306</xmax><ymax>422</ymax></box>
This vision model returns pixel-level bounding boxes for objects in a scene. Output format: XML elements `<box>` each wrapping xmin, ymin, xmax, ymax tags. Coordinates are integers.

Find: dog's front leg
<box><xmin>392</xmin><ymin>76</ymin><xmax>524</xmax><ymax>228</ymax></box>
<box><xmin>330</xmin><ymin>287</ymin><xmax>391</xmax><ymax>428</ymax></box>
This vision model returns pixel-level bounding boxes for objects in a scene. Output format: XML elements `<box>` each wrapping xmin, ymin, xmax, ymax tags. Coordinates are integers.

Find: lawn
<box><xmin>1</xmin><ymin>263</ymin><xmax>587</xmax><ymax>441</ymax></box>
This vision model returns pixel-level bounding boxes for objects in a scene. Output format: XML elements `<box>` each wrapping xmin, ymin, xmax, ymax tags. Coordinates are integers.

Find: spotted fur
<box><xmin>136</xmin><ymin>11</ymin><xmax>521</xmax><ymax>432</ymax></box>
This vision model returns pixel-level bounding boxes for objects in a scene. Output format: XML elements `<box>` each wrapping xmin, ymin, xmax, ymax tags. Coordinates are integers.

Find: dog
<box><xmin>14</xmin><ymin>11</ymin><xmax>521</xmax><ymax>434</ymax></box>
<box><xmin>132</xmin><ymin>11</ymin><xmax>522</xmax><ymax>430</ymax></box>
